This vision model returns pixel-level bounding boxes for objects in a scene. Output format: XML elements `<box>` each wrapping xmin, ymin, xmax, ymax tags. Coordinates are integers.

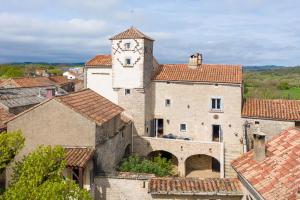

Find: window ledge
<box><xmin>123</xmin><ymin>65</ymin><xmax>133</xmax><ymax>68</ymax></box>
<box><xmin>210</xmin><ymin>109</ymin><xmax>224</xmax><ymax>113</ymax></box>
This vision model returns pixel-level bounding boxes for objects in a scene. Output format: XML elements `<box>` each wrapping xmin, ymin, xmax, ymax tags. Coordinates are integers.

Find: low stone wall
<box><xmin>94</xmin><ymin>173</ymin><xmax>154</xmax><ymax>200</ymax></box>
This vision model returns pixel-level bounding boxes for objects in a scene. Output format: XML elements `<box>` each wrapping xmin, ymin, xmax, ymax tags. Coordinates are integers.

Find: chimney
<box><xmin>188</xmin><ymin>53</ymin><xmax>202</xmax><ymax>69</ymax></box>
<box><xmin>253</xmin><ymin>127</ymin><xmax>266</xmax><ymax>162</ymax></box>
<box><xmin>46</xmin><ymin>88</ymin><xmax>55</xmax><ymax>99</ymax></box>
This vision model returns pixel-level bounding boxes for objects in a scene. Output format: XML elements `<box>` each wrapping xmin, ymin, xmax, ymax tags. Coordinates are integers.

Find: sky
<box><xmin>0</xmin><ymin>0</ymin><xmax>300</xmax><ymax>66</ymax></box>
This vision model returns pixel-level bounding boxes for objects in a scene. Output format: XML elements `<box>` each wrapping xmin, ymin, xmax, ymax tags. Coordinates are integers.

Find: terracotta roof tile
<box><xmin>232</xmin><ymin>127</ymin><xmax>300</xmax><ymax>200</ymax></box>
<box><xmin>110</xmin><ymin>27</ymin><xmax>154</xmax><ymax>41</ymax></box>
<box><xmin>56</xmin><ymin>89</ymin><xmax>123</xmax><ymax>125</ymax></box>
<box><xmin>242</xmin><ymin>98</ymin><xmax>300</xmax><ymax>121</ymax></box>
<box><xmin>0</xmin><ymin>107</ymin><xmax>14</xmax><ymax>130</ymax></box>
<box><xmin>85</xmin><ymin>55</ymin><xmax>112</xmax><ymax>67</ymax></box>
<box><xmin>153</xmin><ymin>64</ymin><xmax>242</xmax><ymax>84</ymax></box>
<box><xmin>65</xmin><ymin>147</ymin><xmax>94</xmax><ymax>168</ymax></box>
<box><xmin>48</xmin><ymin>76</ymin><xmax>71</xmax><ymax>86</ymax></box>
<box><xmin>7</xmin><ymin>77</ymin><xmax>55</xmax><ymax>88</ymax></box>
<box><xmin>148</xmin><ymin>178</ymin><xmax>243</xmax><ymax>196</ymax></box>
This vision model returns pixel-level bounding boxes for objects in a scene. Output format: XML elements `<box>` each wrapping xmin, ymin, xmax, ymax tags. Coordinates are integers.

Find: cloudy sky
<box><xmin>0</xmin><ymin>0</ymin><xmax>300</xmax><ymax>66</ymax></box>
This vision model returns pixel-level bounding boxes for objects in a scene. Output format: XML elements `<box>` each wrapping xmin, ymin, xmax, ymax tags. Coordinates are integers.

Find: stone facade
<box><xmin>6</xmin><ymin>98</ymin><xmax>132</xmax><ymax>186</ymax></box>
<box><xmin>152</xmin><ymin>81</ymin><xmax>243</xmax><ymax>177</ymax></box>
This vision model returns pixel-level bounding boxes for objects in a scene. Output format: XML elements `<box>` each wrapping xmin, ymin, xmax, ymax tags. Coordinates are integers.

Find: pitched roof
<box><xmin>85</xmin><ymin>55</ymin><xmax>112</xmax><ymax>67</ymax></box>
<box><xmin>153</xmin><ymin>64</ymin><xmax>242</xmax><ymax>84</ymax></box>
<box><xmin>65</xmin><ymin>147</ymin><xmax>94</xmax><ymax>168</ymax></box>
<box><xmin>0</xmin><ymin>107</ymin><xmax>14</xmax><ymax>130</ymax></box>
<box><xmin>48</xmin><ymin>76</ymin><xmax>72</xmax><ymax>86</ymax></box>
<box><xmin>110</xmin><ymin>27</ymin><xmax>154</xmax><ymax>41</ymax></box>
<box><xmin>0</xmin><ymin>86</ymin><xmax>67</xmax><ymax>108</ymax></box>
<box><xmin>2</xmin><ymin>77</ymin><xmax>56</xmax><ymax>88</ymax></box>
<box><xmin>242</xmin><ymin>98</ymin><xmax>300</xmax><ymax>121</ymax></box>
<box><xmin>56</xmin><ymin>89</ymin><xmax>123</xmax><ymax>125</ymax></box>
<box><xmin>232</xmin><ymin>128</ymin><xmax>300</xmax><ymax>200</ymax></box>
<box><xmin>149</xmin><ymin>178</ymin><xmax>243</xmax><ymax>196</ymax></box>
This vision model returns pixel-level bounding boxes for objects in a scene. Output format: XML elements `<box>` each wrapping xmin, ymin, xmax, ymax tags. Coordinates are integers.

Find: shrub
<box><xmin>118</xmin><ymin>155</ymin><xmax>174</xmax><ymax>177</ymax></box>
<box><xmin>277</xmin><ymin>81</ymin><xmax>290</xmax><ymax>90</ymax></box>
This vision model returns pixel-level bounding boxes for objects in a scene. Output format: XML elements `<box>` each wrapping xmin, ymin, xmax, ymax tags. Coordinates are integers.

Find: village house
<box><xmin>6</xmin><ymin>89</ymin><xmax>132</xmax><ymax>191</ymax></box>
<box><xmin>0</xmin><ymin>76</ymin><xmax>77</xmax><ymax>92</ymax></box>
<box><xmin>0</xmin><ymin>86</ymin><xmax>67</xmax><ymax>115</ymax></box>
<box><xmin>232</xmin><ymin>127</ymin><xmax>300</xmax><ymax>200</ymax></box>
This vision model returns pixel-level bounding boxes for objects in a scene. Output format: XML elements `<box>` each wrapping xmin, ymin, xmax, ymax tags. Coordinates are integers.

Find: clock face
<box><xmin>113</xmin><ymin>39</ymin><xmax>143</xmax><ymax>67</ymax></box>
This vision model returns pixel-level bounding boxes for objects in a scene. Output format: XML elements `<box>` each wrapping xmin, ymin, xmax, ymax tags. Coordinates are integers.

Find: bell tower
<box><xmin>110</xmin><ymin>27</ymin><xmax>154</xmax><ymax>136</ymax></box>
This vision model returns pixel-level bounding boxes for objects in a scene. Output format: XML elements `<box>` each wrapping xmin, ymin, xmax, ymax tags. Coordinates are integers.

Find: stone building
<box><xmin>85</xmin><ymin>27</ymin><xmax>244</xmax><ymax>178</ymax></box>
<box><xmin>6</xmin><ymin>89</ymin><xmax>132</xmax><ymax>190</ymax></box>
<box><xmin>232</xmin><ymin>127</ymin><xmax>300</xmax><ymax>200</ymax></box>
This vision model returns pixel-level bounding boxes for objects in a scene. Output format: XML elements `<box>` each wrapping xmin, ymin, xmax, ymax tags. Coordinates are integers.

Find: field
<box><xmin>244</xmin><ymin>66</ymin><xmax>300</xmax><ymax>100</ymax></box>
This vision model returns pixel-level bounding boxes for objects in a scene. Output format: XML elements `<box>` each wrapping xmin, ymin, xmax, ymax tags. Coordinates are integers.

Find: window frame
<box><xmin>165</xmin><ymin>99</ymin><xmax>171</xmax><ymax>107</ymax></box>
<box><xmin>125</xmin><ymin>89</ymin><xmax>131</xmax><ymax>95</ymax></box>
<box><xmin>211</xmin><ymin>97</ymin><xmax>222</xmax><ymax>111</ymax></box>
<box><xmin>124</xmin><ymin>42</ymin><xmax>131</xmax><ymax>50</ymax></box>
<box><xmin>180</xmin><ymin>123</ymin><xmax>187</xmax><ymax>132</ymax></box>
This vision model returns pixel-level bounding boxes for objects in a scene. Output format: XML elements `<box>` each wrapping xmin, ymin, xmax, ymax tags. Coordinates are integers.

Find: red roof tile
<box><xmin>85</xmin><ymin>55</ymin><xmax>112</xmax><ymax>67</ymax></box>
<box><xmin>56</xmin><ymin>89</ymin><xmax>123</xmax><ymax>125</ymax></box>
<box><xmin>110</xmin><ymin>27</ymin><xmax>154</xmax><ymax>41</ymax></box>
<box><xmin>232</xmin><ymin>128</ymin><xmax>300</xmax><ymax>200</ymax></box>
<box><xmin>65</xmin><ymin>147</ymin><xmax>94</xmax><ymax>168</ymax></box>
<box><xmin>242</xmin><ymin>98</ymin><xmax>300</xmax><ymax>121</ymax></box>
<box><xmin>153</xmin><ymin>64</ymin><xmax>242</xmax><ymax>84</ymax></box>
<box><xmin>149</xmin><ymin>178</ymin><xmax>243</xmax><ymax>196</ymax></box>
<box><xmin>48</xmin><ymin>76</ymin><xmax>71</xmax><ymax>85</ymax></box>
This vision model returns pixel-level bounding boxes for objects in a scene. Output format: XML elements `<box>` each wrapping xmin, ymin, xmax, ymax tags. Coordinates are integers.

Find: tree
<box><xmin>0</xmin><ymin>131</ymin><xmax>24</xmax><ymax>174</ymax></box>
<box><xmin>2</xmin><ymin>146</ymin><xmax>91</xmax><ymax>200</ymax></box>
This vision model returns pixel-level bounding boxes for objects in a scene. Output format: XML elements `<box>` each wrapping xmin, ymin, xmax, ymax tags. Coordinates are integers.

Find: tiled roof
<box><xmin>110</xmin><ymin>27</ymin><xmax>154</xmax><ymax>41</ymax></box>
<box><xmin>48</xmin><ymin>76</ymin><xmax>71</xmax><ymax>86</ymax></box>
<box><xmin>153</xmin><ymin>64</ymin><xmax>242</xmax><ymax>84</ymax></box>
<box><xmin>4</xmin><ymin>77</ymin><xmax>55</xmax><ymax>88</ymax></box>
<box><xmin>0</xmin><ymin>107</ymin><xmax>14</xmax><ymax>130</ymax></box>
<box><xmin>85</xmin><ymin>55</ymin><xmax>112</xmax><ymax>67</ymax></box>
<box><xmin>56</xmin><ymin>89</ymin><xmax>123</xmax><ymax>125</ymax></box>
<box><xmin>65</xmin><ymin>147</ymin><xmax>94</xmax><ymax>168</ymax></box>
<box><xmin>242</xmin><ymin>98</ymin><xmax>300</xmax><ymax>121</ymax></box>
<box><xmin>232</xmin><ymin>128</ymin><xmax>300</xmax><ymax>200</ymax></box>
<box><xmin>0</xmin><ymin>86</ymin><xmax>67</xmax><ymax>108</ymax></box>
<box><xmin>149</xmin><ymin>178</ymin><xmax>243</xmax><ymax>196</ymax></box>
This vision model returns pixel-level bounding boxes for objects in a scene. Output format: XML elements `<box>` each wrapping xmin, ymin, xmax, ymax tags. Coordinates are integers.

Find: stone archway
<box><xmin>185</xmin><ymin>154</ymin><xmax>221</xmax><ymax>178</ymax></box>
<box><xmin>147</xmin><ymin>150</ymin><xmax>179</xmax><ymax>176</ymax></box>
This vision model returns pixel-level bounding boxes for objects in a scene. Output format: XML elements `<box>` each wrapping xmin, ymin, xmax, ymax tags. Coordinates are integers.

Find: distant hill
<box><xmin>243</xmin><ymin>65</ymin><xmax>284</xmax><ymax>71</ymax></box>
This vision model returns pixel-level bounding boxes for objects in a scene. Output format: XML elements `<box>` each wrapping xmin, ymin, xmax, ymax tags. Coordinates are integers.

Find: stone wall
<box><xmin>94</xmin><ymin>175</ymin><xmax>243</xmax><ymax>200</ymax></box>
<box><xmin>152</xmin><ymin>81</ymin><xmax>243</xmax><ymax>177</ymax></box>
<box><xmin>95</xmin><ymin>119</ymin><xmax>132</xmax><ymax>174</ymax></box>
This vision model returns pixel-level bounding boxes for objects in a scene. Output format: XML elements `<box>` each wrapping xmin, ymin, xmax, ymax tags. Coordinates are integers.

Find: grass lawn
<box><xmin>281</xmin><ymin>87</ymin><xmax>300</xmax><ymax>99</ymax></box>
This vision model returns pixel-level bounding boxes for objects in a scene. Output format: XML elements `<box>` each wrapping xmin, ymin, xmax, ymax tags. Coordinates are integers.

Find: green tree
<box><xmin>0</xmin><ymin>131</ymin><xmax>24</xmax><ymax>174</ymax></box>
<box><xmin>277</xmin><ymin>81</ymin><xmax>290</xmax><ymax>90</ymax></box>
<box><xmin>2</xmin><ymin>146</ymin><xmax>91</xmax><ymax>200</ymax></box>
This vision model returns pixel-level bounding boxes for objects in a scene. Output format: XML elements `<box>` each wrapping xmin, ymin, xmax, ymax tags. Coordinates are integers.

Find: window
<box><xmin>211</xmin><ymin>98</ymin><xmax>221</xmax><ymax>110</ymax></box>
<box><xmin>212</xmin><ymin>125</ymin><xmax>221</xmax><ymax>142</ymax></box>
<box><xmin>165</xmin><ymin>99</ymin><xmax>171</xmax><ymax>107</ymax></box>
<box><xmin>125</xmin><ymin>89</ymin><xmax>130</xmax><ymax>95</ymax></box>
<box><xmin>180</xmin><ymin>123</ymin><xmax>187</xmax><ymax>132</ymax></box>
<box><xmin>125</xmin><ymin>58</ymin><xmax>131</xmax><ymax>66</ymax></box>
<box><xmin>124</xmin><ymin>42</ymin><xmax>131</xmax><ymax>50</ymax></box>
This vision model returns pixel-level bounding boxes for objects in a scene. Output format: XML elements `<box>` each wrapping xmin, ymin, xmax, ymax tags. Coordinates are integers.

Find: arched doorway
<box><xmin>147</xmin><ymin>150</ymin><xmax>179</xmax><ymax>176</ymax></box>
<box><xmin>185</xmin><ymin>154</ymin><xmax>220</xmax><ymax>178</ymax></box>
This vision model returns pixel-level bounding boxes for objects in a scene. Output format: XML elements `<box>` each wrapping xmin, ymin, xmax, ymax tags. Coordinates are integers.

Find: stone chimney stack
<box><xmin>188</xmin><ymin>53</ymin><xmax>202</xmax><ymax>69</ymax></box>
<box><xmin>253</xmin><ymin>127</ymin><xmax>266</xmax><ymax>162</ymax></box>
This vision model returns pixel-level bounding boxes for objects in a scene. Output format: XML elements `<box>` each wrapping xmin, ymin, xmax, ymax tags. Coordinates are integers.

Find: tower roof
<box><xmin>110</xmin><ymin>27</ymin><xmax>154</xmax><ymax>41</ymax></box>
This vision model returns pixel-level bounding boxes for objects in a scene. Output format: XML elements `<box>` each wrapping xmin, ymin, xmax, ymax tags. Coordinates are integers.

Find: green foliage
<box><xmin>0</xmin><ymin>66</ymin><xmax>24</xmax><ymax>78</ymax></box>
<box><xmin>2</xmin><ymin>146</ymin><xmax>91</xmax><ymax>200</ymax></box>
<box><xmin>48</xmin><ymin>68</ymin><xmax>62</xmax><ymax>76</ymax></box>
<box><xmin>118</xmin><ymin>155</ymin><xmax>174</xmax><ymax>177</ymax></box>
<box><xmin>244</xmin><ymin>66</ymin><xmax>300</xmax><ymax>99</ymax></box>
<box><xmin>277</xmin><ymin>81</ymin><xmax>290</xmax><ymax>90</ymax></box>
<box><xmin>0</xmin><ymin>130</ymin><xmax>24</xmax><ymax>174</ymax></box>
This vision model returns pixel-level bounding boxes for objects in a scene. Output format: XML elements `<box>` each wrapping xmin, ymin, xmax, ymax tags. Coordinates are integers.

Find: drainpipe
<box><xmin>243</xmin><ymin>120</ymin><xmax>250</xmax><ymax>153</ymax></box>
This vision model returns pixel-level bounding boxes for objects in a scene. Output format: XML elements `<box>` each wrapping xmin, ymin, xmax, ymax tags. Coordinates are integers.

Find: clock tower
<box><xmin>110</xmin><ymin>27</ymin><xmax>155</xmax><ymax>136</ymax></box>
